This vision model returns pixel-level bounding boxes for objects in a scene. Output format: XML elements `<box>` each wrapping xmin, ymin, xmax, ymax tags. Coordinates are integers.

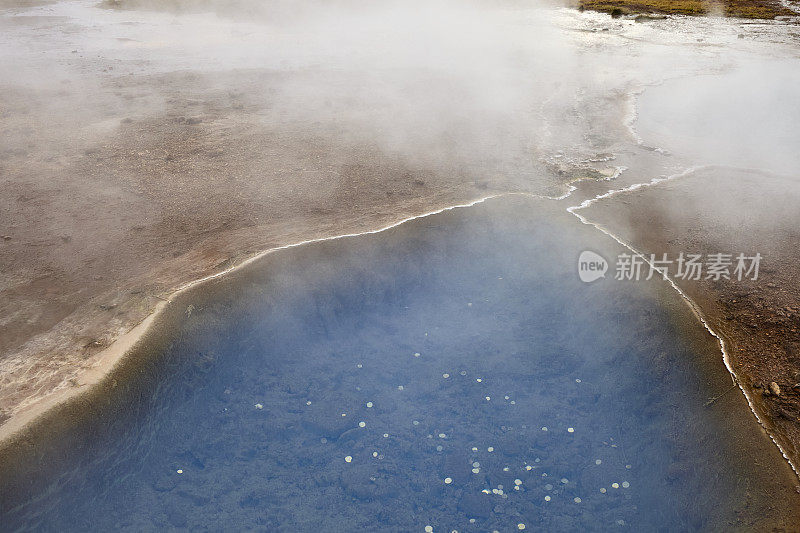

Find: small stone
<box><xmin>769</xmin><ymin>382</ymin><xmax>781</xmax><ymax>396</ymax></box>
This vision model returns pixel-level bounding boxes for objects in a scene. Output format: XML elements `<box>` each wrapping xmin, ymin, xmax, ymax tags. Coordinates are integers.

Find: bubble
<box><xmin>622</xmin><ymin>481</ymin><xmax>630</xmax><ymax>488</ymax></box>
<box><xmin>510</xmin><ymin>401</ymin><xmax>516</xmax><ymax>405</ymax></box>
<box><xmin>473</xmin><ymin>462</ymin><xmax>480</xmax><ymax>468</ymax></box>
<box><xmin>383</xmin><ymin>433</ymin><xmax>389</xmax><ymax>438</ymax></box>
<box><xmin>357</xmin><ymin>364</ymin><xmax>363</xmax><ymax>369</ymax></box>
<box><xmin>398</xmin><ymin>385</ymin><xmax>404</xmax><ymax>391</ymax></box>
<box><xmin>476</xmin><ymin>378</ymin><xmax>482</xmax><ymax>383</ymax></box>
<box><xmin>341</xmin><ymin>413</ymin><xmax>346</xmax><ymax>417</ymax></box>
<box><xmin>344</xmin><ymin>456</ymin><xmax>352</xmax><ymax>463</ymax></box>
<box><xmin>472</xmin><ymin>468</ymin><xmax>480</xmax><ymax>474</ymax></box>
<box><xmin>526</xmin><ymin>466</ymin><xmax>532</xmax><ymax>471</ymax></box>
<box><xmin>541</xmin><ymin>427</ymin><xmax>548</xmax><ymax>432</ymax></box>
<box><xmin>567</xmin><ymin>427</ymin><xmax>574</xmax><ymax>433</ymax></box>
<box><xmin>487</xmin><ymin>447</ymin><xmax>494</xmax><ymax>452</ymax></box>
<box><xmin>413</xmin><ymin>420</ymin><xmax>420</xmax><ymax>426</ymax></box>
<box><xmin>472</xmin><ymin>447</ymin><xmax>478</xmax><ymax>452</ymax></box>
<box><xmin>518</xmin><ymin>524</ymin><xmax>526</xmax><ymax>530</ymax></box>
<box><xmin>575</xmin><ymin>379</ymin><xmax>582</xmax><ymax>383</ymax></box>
<box><xmin>425</xmin><ymin>526</ymin><xmax>433</xmax><ymax>533</ymax></box>
<box><xmin>306</xmin><ymin>401</ymin><xmax>312</xmax><ymax>405</ymax></box>
<box><xmin>460</xmin><ymin>371</ymin><xmax>467</xmax><ymax>376</ymax></box>
<box><xmin>545</xmin><ymin>484</ymin><xmax>553</xmax><ymax>491</ymax></box>
<box><xmin>436</xmin><ymin>445</ymin><xmax>443</xmax><ymax>452</ymax></box>
<box><xmin>373</xmin><ymin>452</ymin><xmax>378</xmax><ymax>457</ymax></box>
<box><xmin>485</xmin><ymin>396</ymin><xmax>491</xmax><ymax>401</ymax></box>
<box><xmin>574</xmin><ymin>497</ymin><xmax>582</xmax><ymax>503</ymax></box>
<box><xmin>254</xmin><ymin>403</ymin><xmax>263</xmax><ymax>410</ymax></box>
<box><xmin>544</xmin><ymin>495</ymin><xmax>551</xmax><ymax>502</ymax></box>
<box><xmin>503</xmin><ymin>467</ymin><xmax>510</xmax><ymax>472</ymax></box>
<box><xmin>439</xmin><ymin>433</ymin><xmax>446</xmax><ymax>439</ymax></box>
<box><xmin>176</xmin><ymin>469</ymin><xmax>183</xmax><ymax>474</ymax></box>
<box><xmin>595</xmin><ymin>459</ymin><xmax>602</xmax><ymax>465</ymax></box>
<box><xmin>359</xmin><ymin>421</ymin><xmax>366</xmax><ymax>428</ymax></box>
<box><xmin>366</xmin><ymin>402</ymin><xmax>373</xmax><ymax>408</ymax></box>
<box><xmin>443</xmin><ymin>373</ymin><xmax>450</xmax><ymax>379</ymax></box>
<box><xmin>561</xmin><ymin>478</ymin><xmax>568</xmax><ymax>484</ymax></box>
<box><xmin>504</xmin><ymin>396</ymin><xmax>510</xmax><ymax>400</ymax></box>
<box><xmin>414</xmin><ymin>353</ymin><xmax>421</xmax><ymax>357</ymax></box>
<box><xmin>444</xmin><ymin>477</ymin><xmax>452</xmax><ymax>484</ymax></box>
<box><xmin>600</xmin><ymin>488</ymin><xmax>606</xmax><ymax>493</ymax></box>
<box><xmin>612</xmin><ymin>483</ymin><xmax>619</xmax><ymax>489</ymax></box>
<box><xmin>514</xmin><ymin>479</ymin><xmax>522</xmax><ymax>486</ymax></box>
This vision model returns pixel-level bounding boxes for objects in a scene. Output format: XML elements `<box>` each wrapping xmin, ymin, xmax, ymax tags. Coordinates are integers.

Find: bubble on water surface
<box><xmin>344</xmin><ymin>456</ymin><xmax>352</xmax><ymax>463</ymax></box>
<box><xmin>444</xmin><ymin>477</ymin><xmax>452</xmax><ymax>484</ymax></box>
<box><xmin>622</xmin><ymin>481</ymin><xmax>630</xmax><ymax>488</ymax></box>
<box><xmin>359</xmin><ymin>421</ymin><xmax>366</xmax><ymax>428</ymax></box>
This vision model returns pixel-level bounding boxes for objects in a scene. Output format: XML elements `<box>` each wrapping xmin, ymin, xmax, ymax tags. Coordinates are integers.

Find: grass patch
<box><xmin>576</xmin><ymin>0</ymin><xmax>795</xmax><ymax>19</ymax></box>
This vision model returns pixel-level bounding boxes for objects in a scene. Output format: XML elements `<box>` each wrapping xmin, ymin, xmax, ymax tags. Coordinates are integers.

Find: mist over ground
<box><xmin>1</xmin><ymin>0</ymin><xmax>800</xmax><ymax>480</ymax></box>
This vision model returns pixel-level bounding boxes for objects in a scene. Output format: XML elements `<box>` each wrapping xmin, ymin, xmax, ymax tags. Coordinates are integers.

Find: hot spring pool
<box><xmin>0</xmin><ymin>197</ymin><xmax>792</xmax><ymax>531</ymax></box>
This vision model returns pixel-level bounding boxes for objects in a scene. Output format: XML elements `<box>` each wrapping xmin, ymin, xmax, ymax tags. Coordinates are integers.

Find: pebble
<box><xmin>770</xmin><ymin>382</ymin><xmax>781</xmax><ymax>396</ymax></box>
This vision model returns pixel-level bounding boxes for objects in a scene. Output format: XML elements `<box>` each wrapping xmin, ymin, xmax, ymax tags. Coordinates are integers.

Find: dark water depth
<box><xmin>0</xmin><ymin>198</ymin><xmax>776</xmax><ymax>531</ymax></box>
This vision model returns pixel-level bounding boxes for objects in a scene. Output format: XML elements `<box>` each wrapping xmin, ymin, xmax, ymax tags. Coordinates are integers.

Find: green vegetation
<box><xmin>576</xmin><ymin>0</ymin><xmax>796</xmax><ymax>19</ymax></box>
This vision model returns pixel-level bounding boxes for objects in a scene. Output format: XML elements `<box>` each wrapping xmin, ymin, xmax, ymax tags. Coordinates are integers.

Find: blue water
<box><xmin>2</xmin><ymin>199</ymin><xmax>754</xmax><ymax>531</ymax></box>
